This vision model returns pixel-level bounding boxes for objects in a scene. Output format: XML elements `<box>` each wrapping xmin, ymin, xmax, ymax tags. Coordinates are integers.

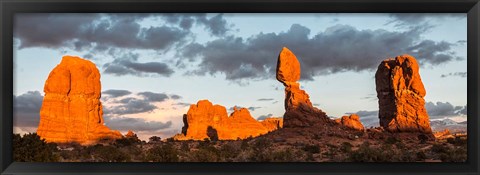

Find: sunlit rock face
<box><xmin>276</xmin><ymin>47</ymin><xmax>312</xmax><ymax>111</ymax></box>
<box><xmin>37</xmin><ymin>56</ymin><xmax>122</xmax><ymax>145</ymax></box>
<box><xmin>334</xmin><ymin>114</ymin><xmax>365</xmax><ymax>131</ymax></box>
<box><xmin>178</xmin><ymin>100</ymin><xmax>282</xmax><ymax>140</ymax></box>
<box><xmin>375</xmin><ymin>54</ymin><xmax>432</xmax><ymax>133</ymax></box>
<box><xmin>260</xmin><ymin>117</ymin><xmax>284</xmax><ymax>132</ymax></box>
<box><xmin>276</xmin><ymin>47</ymin><xmax>331</xmax><ymax>128</ymax></box>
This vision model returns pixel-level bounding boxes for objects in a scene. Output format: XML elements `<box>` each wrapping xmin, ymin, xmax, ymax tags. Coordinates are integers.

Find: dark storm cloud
<box><xmin>440</xmin><ymin>72</ymin><xmax>467</xmax><ymax>78</ymax></box>
<box><xmin>102</xmin><ymin>89</ymin><xmax>132</xmax><ymax>98</ymax></box>
<box><xmin>104</xmin><ymin>116</ymin><xmax>172</xmax><ymax>131</ymax></box>
<box><xmin>388</xmin><ymin>13</ymin><xmax>466</xmax><ymax>27</ymax></box>
<box><xmin>13</xmin><ymin>91</ymin><xmax>43</xmax><ymax>127</ymax></box>
<box><xmin>180</xmin><ymin>24</ymin><xmax>460</xmax><ymax>81</ymax></box>
<box><xmin>257</xmin><ymin>113</ymin><xmax>273</xmax><ymax>120</ymax></box>
<box><xmin>14</xmin><ymin>14</ymin><xmax>188</xmax><ymax>52</ymax></box>
<box><xmin>105</xmin><ymin>97</ymin><xmax>158</xmax><ymax>115</ymax></box>
<box><xmin>162</xmin><ymin>13</ymin><xmax>231</xmax><ymax>36</ymax></box>
<box><xmin>257</xmin><ymin>98</ymin><xmax>274</xmax><ymax>101</ymax></box>
<box><xmin>138</xmin><ymin>92</ymin><xmax>169</xmax><ymax>102</ymax></box>
<box><xmin>425</xmin><ymin>101</ymin><xmax>467</xmax><ymax>119</ymax></box>
<box><xmin>103</xmin><ymin>53</ymin><xmax>174</xmax><ymax>77</ymax></box>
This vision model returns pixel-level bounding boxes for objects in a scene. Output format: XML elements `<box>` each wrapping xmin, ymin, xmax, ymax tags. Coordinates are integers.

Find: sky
<box><xmin>12</xmin><ymin>13</ymin><xmax>467</xmax><ymax>141</ymax></box>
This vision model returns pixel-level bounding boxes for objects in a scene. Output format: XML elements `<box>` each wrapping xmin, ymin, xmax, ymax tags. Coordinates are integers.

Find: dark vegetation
<box><xmin>13</xmin><ymin>132</ymin><xmax>467</xmax><ymax>162</ymax></box>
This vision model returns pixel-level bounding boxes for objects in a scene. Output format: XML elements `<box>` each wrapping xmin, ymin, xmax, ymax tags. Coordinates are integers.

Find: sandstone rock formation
<box><xmin>276</xmin><ymin>47</ymin><xmax>312</xmax><ymax>110</ymax></box>
<box><xmin>334</xmin><ymin>114</ymin><xmax>365</xmax><ymax>131</ymax></box>
<box><xmin>276</xmin><ymin>47</ymin><xmax>331</xmax><ymax>128</ymax></box>
<box><xmin>375</xmin><ymin>54</ymin><xmax>432</xmax><ymax>133</ymax></box>
<box><xmin>177</xmin><ymin>100</ymin><xmax>281</xmax><ymax>140</ymax></box>
<box><xmin>260</xmin><ymin>117</ymin><xmax>284</xmax><ymax>132</ymax></box>
<box><xmin>37</xmin><ymin>56</ymin><xmax>122</xmax><ymax>145</ymax></box>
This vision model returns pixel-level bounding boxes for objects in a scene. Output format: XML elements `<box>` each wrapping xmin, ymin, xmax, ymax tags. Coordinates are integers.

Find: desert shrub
<box><xmin>149</xmin><ymin>136</ymin><xmax>162</xmax><ymax>143</ymax></box>
<box><xmin>302</xmin><ymin>144</ymin><xmax>320</xmax><ymax>154</ymax></box>
<box><xmin>114</xmin><ymin>137</ymin><xmax>140</xmax><ymax>147</ymax></box>
<box><xmin>190</xmin><ymin>148</ymin><xmax>220</xmax><ymax>162</ymax></box>
<box><xmin>219</xmin><ymin>143</ymin><xmax>240</xmax><ymax>160</ymax></box>
<box><xmin>92</xmin><ymin>145</ymin><xmax>130</xmax><ymax>162</ymax></box>
<box><xmin>416</xmin><ymin>151</ymin><xmax>427</xmax><ymax>160</ymax></box>
<box><xmin>13</xmin><ymin>133</ymin><xmax>59</xmax><ymax>162</ymax></box>
<box><xmin>180</xmin><ymin>142</ymin><xmax>190</xmax><ymax>152</ymax></box>
<box><xmin>340</xmin><ymin>142</ymin><xmax>353</xmax><ymax>153</ymax></box>
<box><xmin>270</xmin><ymin>148</ymin><xmax>296</xmax><ymax>162</ymax></box>
<box><xmin>348</xmin><ymin>142</ymin><xmax>390</xmax><ymax>162</ymax></box>
<box><xmin>385</xmin><ymin>137</ymin><xmax>399</xmax><ymax>144</ymax></box>
<box><xmin>447</xmin><ymin>137</ymin><xmax>467</xmax><ymax>146</ymax></box>
<box><xmin>431</xmin><ymin>143</ymin><xmax>449</xmax><ymax>154</ymax></box>
<box><xmin>145</xmin><ymin>144</ymin><xmax>179</xmax><ymax>162</ymax></box>
<box><xmin>439</xmin><ymin>145</ymin><xmax>467</xmax><ymax>162</ymax></box>
<box><xmin>240</xmin><ymin>140</ymin><xmax>249</xmax><ymax>150</ymax></box>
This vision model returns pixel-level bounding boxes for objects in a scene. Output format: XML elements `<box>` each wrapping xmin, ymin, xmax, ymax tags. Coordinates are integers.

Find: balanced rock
<box><xmin>260</xmin><ymin>117</ymin><xmax>284</xmax><ymax>132</ymax></box>
<box><xmin>276</xmin><ymin>47</ymin><xmax>330</xmax><ymax>128</ymax></box>
<box><xmin>375</xmin><ymin>54</ymin><xmax>432</xmax><ymax>133</ymax></box>
<box><xmin>334</xmin><ymin>114</ymin><xmax>365</xmax><ymax>131</ymax></box>
<box><xmin>37</xmin><ymin>56</ymin><xmax>122</xmax><ymax>145</ymax></box>
<box><xmin>178</xmin><ymin>100</ymin><xmax>279</xmax><ymax>140</ymax></box>
<box><xmin>276</xmin><ymin>47</ymin><xmax>313</xmax><ymax>110</ymax></box>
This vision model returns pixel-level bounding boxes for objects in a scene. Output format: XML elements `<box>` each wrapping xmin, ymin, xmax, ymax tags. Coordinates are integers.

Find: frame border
<box><xmin>1</xmin><ymin>0</ymin><xmax>479</xmax><ymax>174</ymax></box>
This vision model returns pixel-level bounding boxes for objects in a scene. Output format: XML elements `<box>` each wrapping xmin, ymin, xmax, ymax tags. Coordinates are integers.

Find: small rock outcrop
<box><xmin>260</xmin><ymin>117</ymin><xmax>284</xmax><ymax>132</ymax></box>
<box><xmin>37</xmin><ymin>56</ymin><xmax>122</xmax><ymax>145</ymax></box>
<box><xmin>334</xmin><ymin>114</ymin><xmax>365</xmax><ymax>131</ymax></box>
<box><xmin>276</xmin><ymin>47</ymin><xmax>331</xmax><ymax>128</ymax></box>
<box><xmin>177</xmin><ymin>100</ymin><xmax>281</xmax><ymax>140</ymax></box>
<box><xmin>375</xmin><ymin>54</ymin><xmax>432</xmax><ymax>133</ymax></box>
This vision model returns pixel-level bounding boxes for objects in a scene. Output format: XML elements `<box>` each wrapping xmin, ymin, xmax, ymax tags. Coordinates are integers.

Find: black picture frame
<box><xmin>1</xmin><ymin>0</ymin><xmax>479</xmax><ymax>174</ymax></box>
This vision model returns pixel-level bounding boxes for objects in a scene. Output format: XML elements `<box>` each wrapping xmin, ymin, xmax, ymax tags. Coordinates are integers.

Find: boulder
<box><xmin>37</xmin><ymin>56</ymin><xmax>122</xmax><ymax>145</ymax></box>
<box><xmin>375</xmin><ymin>54</ymin><xmax>432</xmax><ymax>133</ymax></box>
<box><xmin>334</xmin><ymin>114</ymin><xmax>365</xmax><ymax>131</ymax></box>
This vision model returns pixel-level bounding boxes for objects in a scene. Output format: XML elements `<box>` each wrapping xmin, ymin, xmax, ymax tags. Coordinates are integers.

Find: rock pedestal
<box><xmin>37</xmin><ymin>56</ymin><xmax>122</xmax><ymax>145</ymax></box>
<box><xmin>375</xmin><ymin>54</ymin><xmax>432</xmax><ymax>133</ymax></box>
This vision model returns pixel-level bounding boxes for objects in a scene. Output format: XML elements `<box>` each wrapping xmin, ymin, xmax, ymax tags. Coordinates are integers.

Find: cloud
<box><xmin>102</xmin><ymin>89</ymin><xmax>132</xmax><ymax>98</ymax></box>
<box><xmin>138</xmin><ymin>92</ymin><xmax>169</xmax><ymax>102</ymax></box>
<box><xmin>104</xmin><ymin>97</ymin><xmax>157</xmax><ymax>115</ymax></box>
<box><xmin>387</xmin><ymin>13</ymin><xmax>466</xmax><ymax>28</ymax></box>
<box><xmin>228</xmin><ymin>106</ymin><xmax>261</xmax><ymax>111</ymax></box>
<box><xmin>13</xmin><ymin>91</ymin><xmax>43</xmax><ymax>127</ymax></box>
<box><xmin>257</xmin><ymin>98</ymin><xmax>274</xmax><ymax>101</ymax></box>
<box><xmin>425</xmin><ymin>101</ymin><xmax>467</xmax><ymax>119</ymax></box>
<box><xmin>345</xmin><ymin>110</ymin><xmax>379</xmax><ymax>127</ymax></box>
<box><xmin>440</xmin><ymin>72</ymin><xmax>467</xmax><ymax>78</ymax></box>
<box><xmin>103</xmin><ymin>53</ymin><xmax>174</xmax><ymax>77</ymax></box>
<box><xmin>170</xmin><ymin>94</ymin><xmax>182</xmax><ymax>100</ymax></box>
<box><xmin>162</xmin><ymin>13</ymin><xmax>231</xmax><ymax>36</ymax></box>
<box><xmin>104</xmin><ymin>116</ymin><xmax>172</xmax><ymax>131</ymax></box>
<box><xmin>257</xmin><ymin>113</ymin><xmax>273</xmax><ymax>120</ymax></box>
<box><xmin>15</xmin><ymin>14</ymin><xmax>189</xmax><ymax>51</ymax></box>
<box><xmin>180</xmin><ymin>24</ymin><xmax>460</xmax><ymax>81</ymax></box>
<box><xmin>174</xmin><ymin>102</ymin><xmax>191</xmax><ymax>107</ymax></box>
